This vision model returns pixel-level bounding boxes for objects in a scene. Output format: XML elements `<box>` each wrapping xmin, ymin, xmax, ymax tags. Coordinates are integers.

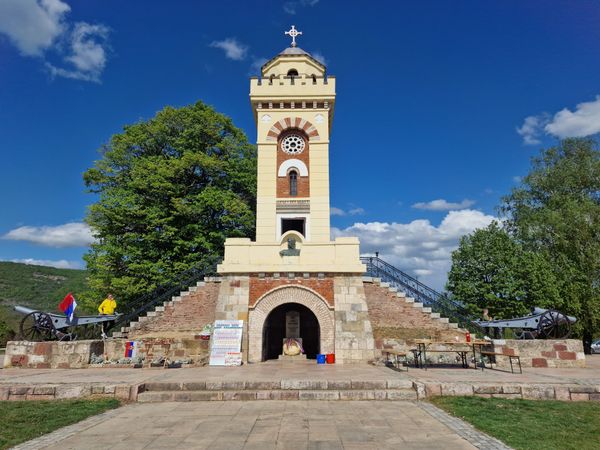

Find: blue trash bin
<box><xmin>316</xmin><ymin>354</ymin><xmax>326</xmax><ymax>364</ymax></box>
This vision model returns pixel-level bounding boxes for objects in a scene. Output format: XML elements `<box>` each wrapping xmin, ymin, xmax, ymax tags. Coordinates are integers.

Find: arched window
<box><xmin>289</xmin><ymin>170</ymin><xmax>298</xmax><ymax>196</ymax></box>
<box><xmin>311</xmin><ymin>74</ymin><xmax>317</xmax><ymax>84</ymax></box>
<box><xmin>287</xmin><ymin>69</ymin><xmax>299</xmax><ymax>77</ymax></box>
<box><xmin>269</xmin><ymin>74</ymin><xmax>275</xmax><ymax>85</ymax></box>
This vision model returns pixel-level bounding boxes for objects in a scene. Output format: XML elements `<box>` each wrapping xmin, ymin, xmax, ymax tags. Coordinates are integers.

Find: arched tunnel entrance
<box><xmin>262</xmin><ymin>302</ymin><xmax>320</xmax><ymax>360</ymax></box>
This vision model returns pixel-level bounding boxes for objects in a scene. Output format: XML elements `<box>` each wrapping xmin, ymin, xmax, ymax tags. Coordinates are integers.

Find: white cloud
<box><xmin>4</xmin><ymin>258</ymin><xmax>83</xmax><ymax>269</ymax></box>
<box><xmin>512</xmin><ymin>176</ymin><xmax>522</xmax><ymax>183</ymax></box>
<box><xmin>348</xmin><ymin>207</ymin><xmax>365</xmax><ymax>215</ymax></box>
<box><xmin>412</xmin><ymin>199</ymin><xmax>475</xmax><ymax>211</ymax></box>
<box><xmin>250</xmin><ymin>57</ymin><xmax>268</xmax><ymax>74</ymax></box>
<box><xmin>210</xmin><ymin>38</ymin><xmax>248</xmax><ymax>61</ymax></box>
<box><xmin>47</xmin><ymin>22</ymin><xmax>109</xmax><ymax>82</ymax></box>
<box><xmin>0</xmin><ymin>0</ymin><xmax>70</xmax><ymax>56</ymax></box>
<box><xmin>0</xmin><ymin>0</ymin><xmax>110</xmax><ymax>82</ymax></box>
<box><xmin>517</xmin><ymin>95</ymin><xmax>600</xmax><ymax>145</ymax></box>
<box><xmin>3</xmin><ymin>222</ymin><xmax>94</xmax><ymax>247</ymax></box>
<box><xmin>311</xmin><ymin>51</ymin><xmax>327</xmax><ymax>66</ymax></box>
<box><xmin>333</xmin><ymin>209</ymin><xmax>496</xmax><ymax>290</ymax></box>
<box><xmin>331</xmin><ymin>206</ymin><xmax>365</xmax><ymax>216</ymax></box>
<box><xmin>516</xmin><ymin>114</ymin><xmax>549</xmax><ymax>145</ymax></box>
<box><xmin>545</xmin><ymin>95</ymin><xmax>600</xmax><ymax>138</ymax></box>
<box><xmin>283</xmin><ymin>0</ymin><xmax>319</xmax><ymax>14</ymax></box>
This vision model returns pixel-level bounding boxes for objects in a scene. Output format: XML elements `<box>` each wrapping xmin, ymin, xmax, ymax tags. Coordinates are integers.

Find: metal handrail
<box><xmin>361</xmin><ymin>256</ymin><xmax>485</xmax><ymax>335</ymax></box>
<box><xmin>107</xmin><ymin>258</ymin><xmax>219</xmax><ymax>332</ymax></box>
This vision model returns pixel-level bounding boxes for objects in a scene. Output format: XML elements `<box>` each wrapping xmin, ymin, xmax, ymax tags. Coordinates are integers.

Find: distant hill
<box><xmin>0</xmin><ymin>262</ymin><xmax>88</xmax><ymax>345</ymax></box>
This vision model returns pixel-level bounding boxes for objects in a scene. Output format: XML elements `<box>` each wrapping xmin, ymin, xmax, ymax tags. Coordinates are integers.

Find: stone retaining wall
<box><xmin>3</xmin><ymin>337</ymin><xmax>211</xmax><ymax>369</ymax></box>
<box><xmin>492</xmin><ymin>339</ymin><xmax>585</xmax><ymax>368</ymax></box>
<box><xmin>104</xmin><ymin>337</ymin><xmax>210</xmax><ymax>365</ymax></box>
<box><xmin>414</xmin><ymin>381</ymin><xmax>600</xmax><ymax>401</ymax></box>
<box><xmin>0</xmin><ymin>383</ymin><xmax>137</xmax><ymax>401</ymax></box>
<box><xmin>3</xmin><ymin>340</ymin><xmax>104</xmax><ymax>369</ymax></box>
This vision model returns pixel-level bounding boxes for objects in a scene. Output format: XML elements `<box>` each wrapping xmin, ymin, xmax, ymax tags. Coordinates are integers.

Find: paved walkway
<box><xmin>2</xmin><ymin>355</ymin><xmax>599</xmax><ymax>386</ymax></box>
<box><xmin>13</xmin><ymin>401</ymin><xmax>510</xmax><ymax>450</ymax></box>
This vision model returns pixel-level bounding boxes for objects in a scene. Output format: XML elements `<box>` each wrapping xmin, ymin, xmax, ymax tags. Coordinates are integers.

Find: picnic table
<box><xmin>412</xmin><ymin>339</ymin><xmax>490</xmax><ymax>370</ymax></box>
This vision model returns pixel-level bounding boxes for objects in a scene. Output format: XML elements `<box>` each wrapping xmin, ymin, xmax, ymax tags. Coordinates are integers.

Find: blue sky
<box><xmin>1</xmin><ymin>0</ymin><xmax>599</xmax><ymax>289</ymax></box>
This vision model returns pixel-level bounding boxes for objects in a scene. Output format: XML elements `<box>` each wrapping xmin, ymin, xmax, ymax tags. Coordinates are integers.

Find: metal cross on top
<box><xmin>285</xmin><ymin>25</ymin><xmax>302</xmax><ymax>47</ymax></box>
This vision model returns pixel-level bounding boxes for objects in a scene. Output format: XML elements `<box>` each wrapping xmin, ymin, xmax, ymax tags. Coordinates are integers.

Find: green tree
<box><xmin>83</xmin><ymin>101</ymin><xmax>256</xmax><ymax>307</ymax></box>
<box><xmin>0</xmin><ymin>318</ymin><xmax>15</xmax><ymax>347</ymax></box>
<box><xmin>447</xmin><ymin>222</ymin><xmax>560</xmax><ymax>319</ymax></box>
<box><xmin>501</xmin><ymin>137</ymin><xmax>600</xmax><ymax>352</ymax></box>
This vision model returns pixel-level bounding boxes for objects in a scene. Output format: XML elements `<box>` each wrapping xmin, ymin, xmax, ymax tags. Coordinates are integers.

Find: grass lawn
<box><xmin>431</xmin><ymin>396</ymin><xmax>600</xmax><ymax>450</ymax></box>
<box><xmin>0</xmin><ymin>398</ymin><xmax>120</xmax><ymax>449</ymax></box>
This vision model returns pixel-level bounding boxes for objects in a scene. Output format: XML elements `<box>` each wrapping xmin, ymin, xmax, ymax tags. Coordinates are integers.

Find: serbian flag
<box><xmin>124</xmin><ymin>341</ymin><xmax>137</xmax><ymax>358</ymax></box>
<box><xmin>58</xmin><ymin>293</ymin><xmax>77</xmax><ymax>322</ymax></box>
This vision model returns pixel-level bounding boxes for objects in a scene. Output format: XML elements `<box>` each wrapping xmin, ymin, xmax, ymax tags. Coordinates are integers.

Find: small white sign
<box><xmin>224</xmin><ymin>352</ymin><xmax>242</xmax><ymax>366</ymax></box>
<box><xmin>209</xmin><ymin>320</ymin><xmax>243</xmax><ymax>366</ymax></box>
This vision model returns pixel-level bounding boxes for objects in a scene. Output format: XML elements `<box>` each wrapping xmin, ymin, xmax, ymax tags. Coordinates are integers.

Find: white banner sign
<box><xmin>209</xmin><ymin>320</ymin><xmax>243</xmax><ymax>366</ymax></box>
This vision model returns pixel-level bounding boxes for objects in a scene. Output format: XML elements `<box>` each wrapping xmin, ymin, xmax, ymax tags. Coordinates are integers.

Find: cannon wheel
<box><xmin>537</xmin><ymin>309</ymin><xmax>571</xmax><ymax>339</ymax></box>
<box><xmin>19</xmin><ymin>311</ymin><xmax>56</xmax><ymax>341</ymax></box>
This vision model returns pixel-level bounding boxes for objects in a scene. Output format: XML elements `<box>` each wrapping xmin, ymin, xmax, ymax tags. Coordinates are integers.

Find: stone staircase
<box><xmin>363</xmin><ymin>277</ymin><xmax>462</xmax><ymax>332</ymax></box>
<box><xmin>137</xmin><ymin>378</ymin><xmax>417</xmax><ymax>402</ymax></box>
<box><xmin>112</xmin><ymin>277</ymin><xmax>221</xmax><ymax>339</ymax></box>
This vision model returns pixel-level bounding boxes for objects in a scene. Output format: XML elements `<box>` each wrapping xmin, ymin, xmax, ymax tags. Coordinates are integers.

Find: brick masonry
<box><xmin>130</xmin><ymin>282</ymin><xmax>220</xmax><ymax>337</ymax></box>
<box><xmin>247</xmin><ymin>284</ymin><xmax>335</xmax><ymax>363</ymax></box>
<box><xmin>266</xmin><ymin>116</ymin><xmax>320</xmax><ymax>142</ymax></box>
<box><xmin>276</xmin><ymin>129</ymin><xmax>310</xmax><ymax>198</ymax></box>
<box><xmin>248</xmin><ymin>274</ymin><xmax>334</xmax><ymax>307</ymax></box>
<box><xmin>363</xmin><ymin>280</ymin><xmax>465</xmax><ymax>354</ymax></box>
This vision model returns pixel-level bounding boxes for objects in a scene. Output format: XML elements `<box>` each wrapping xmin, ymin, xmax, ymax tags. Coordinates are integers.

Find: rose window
<box><xmin>281</xmin><ymin>134</ymin><xmax>305</xmax><ymax>154</ymax></box>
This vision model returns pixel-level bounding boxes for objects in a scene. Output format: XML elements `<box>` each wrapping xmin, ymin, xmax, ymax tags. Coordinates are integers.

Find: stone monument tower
<box><xmin>217</xmin><ymin>27</ymin><xmax>376</xmax><ymax>364</ymax></box>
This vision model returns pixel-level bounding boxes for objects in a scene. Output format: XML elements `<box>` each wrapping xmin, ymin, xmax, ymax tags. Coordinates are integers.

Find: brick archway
<box><xmin>266</xmin><ymin>117</ymin><xmax>320</xmax><ymax>142</ymax></box>
<box><xmin>248</xmin><ymin>286</ymin><xmax>334</xmax><ymax>363</ymax></box>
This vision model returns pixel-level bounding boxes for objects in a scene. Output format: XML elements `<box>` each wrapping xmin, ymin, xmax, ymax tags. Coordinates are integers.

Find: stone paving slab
<box><xmin>2</xmin><ymin>356</ymin><xmax>599</xmax><ymax>385</ymax></box>
<box><xmin>12</xmin><ymin>401</ymin><xmax>507</xmax><ymax>450</ymax></box>
<box><xmin>2</xmin><ymin>356</ymin><xmax>599</xmax><ymax>403</ymax></box>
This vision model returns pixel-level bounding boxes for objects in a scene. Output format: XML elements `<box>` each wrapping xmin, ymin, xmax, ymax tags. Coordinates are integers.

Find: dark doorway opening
<box><xmin>262</xmin><ymin>303</ymin><xmax>320</xmax><ymax>360</ymax></box>
<box><xmin>281</xmin><ymin>218</ymin><xmax>305</xmax><ymax>237</ymax></box>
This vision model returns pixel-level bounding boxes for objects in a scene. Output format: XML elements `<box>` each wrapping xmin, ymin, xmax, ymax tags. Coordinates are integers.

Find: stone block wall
<box><xmin>414</xmin><ymin>381</ymin><xmax>600</xmax><ymax>402</ymax></box>
<box><xmin>491</xmin><ymin>339</ymin><xmax>585</xmax><ymax>368</ymax></box>
<box><xmin>105</xmin><ymin>337</ymin><xmax>210</xmax><ymax>365</ymax></box>
<box><xmin>3</xmin><ymin>340</ymin><xmax>103</xmax><ymax>369</ymax></box>
<box><xmin>215</xmin><ymin>275</ymin><xmax>251</xmax><ymax>360</ymax></box>
<box><xmin>363</xmin><ymin>281</ymin><xmax>465</xmax><ymax>354</ymax></box>
<box><xmin>130</xmin><ymin>281</ymin><xmax>220</xmax><ymax>337</ymax></box>
<box><xmin>334</xmin><ymin>276</ymin><xmax>377</xmax><ymax>363</ymax></box>
<box><xmin>0</xmin><ymin>383</ymin><xmax>137</xmax><ymax>402</ymax></box>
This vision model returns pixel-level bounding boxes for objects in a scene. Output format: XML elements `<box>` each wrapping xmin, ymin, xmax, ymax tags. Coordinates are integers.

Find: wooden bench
<box><xmin>480</xmin><ymin>351</ymin><xmax>522</xmax><ymax>374</ymax></box>
<box><xmin>410</xmin><ymin>347</ymin><xmax>469</xmax><ymax>369</ymax></box>
<box><xmin>384</xmin><ymin>349</ymin><xmax>408</xmax><ymax>371</ymax></box>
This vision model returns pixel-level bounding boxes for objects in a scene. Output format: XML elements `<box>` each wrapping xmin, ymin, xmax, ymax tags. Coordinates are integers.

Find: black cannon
<box><xmin>476</xmin><ymin>307</ymin><xmax>576</xmax><ymax>339</ymax></box>
<box><xmin>14</xmin><ymin>305</ymin><xmax>120</xmax><ymax>341</ymax></box>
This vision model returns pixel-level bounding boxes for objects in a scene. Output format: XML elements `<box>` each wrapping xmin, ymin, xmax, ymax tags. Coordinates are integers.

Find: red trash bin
<box><xmin>326</xmin><ymin>353</ymin><xmax>335</xmax><ymax>364</ymax></box>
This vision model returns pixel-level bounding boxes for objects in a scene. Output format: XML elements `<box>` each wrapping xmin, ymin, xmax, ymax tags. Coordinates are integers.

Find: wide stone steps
<box><xmin>363</xmin><ymin>276</ymin><xmax>465</xmax><ymax>332</ymax></box>
<box><xmin>112</xmin><ymin>279</ymin><xmax>217</xmax><ymax>339</ymax></box>
<box><xmin>136</xmin><ymin>379</ymin><xmax>417</xmax><ymax>402</ymax></box>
